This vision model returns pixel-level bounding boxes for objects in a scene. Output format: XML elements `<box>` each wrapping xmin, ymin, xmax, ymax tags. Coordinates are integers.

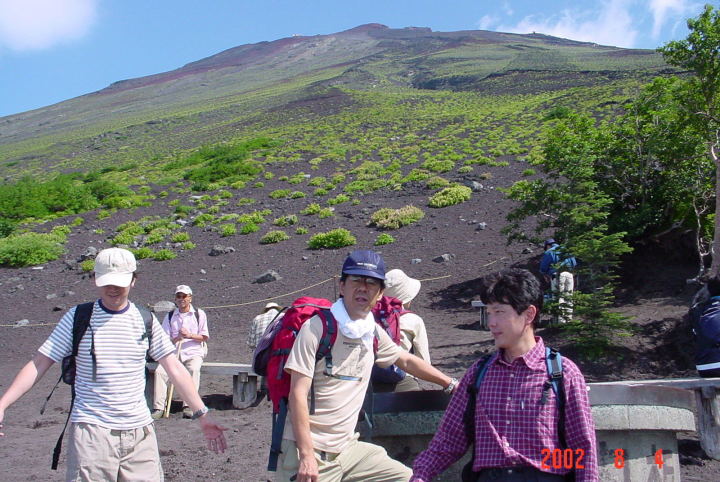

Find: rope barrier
<box><xmin>0</xmin><ymin>258</ymin><xmax>506</xmax><ymax>328</ymax></box>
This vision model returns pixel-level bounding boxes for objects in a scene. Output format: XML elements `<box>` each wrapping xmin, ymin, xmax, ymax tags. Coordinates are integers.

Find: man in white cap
<box><xmin>0</xmin><ymin>248</ymin><xmax>227</xmax><ymax>481</ymax></box>
<box><xmin>381</xmin><ymin>269</ymin><xmax>431</xmax><ymax>392</ymax></box>
<box><xmin>248</xmin><ymin>302</ymin><xmax>283</xmax><ymax>394</ymax></box>
<box><xmin>247</xmin><ymin>301</ymin><xmax>283</xmax><ymax>352</ymax></box>
<box><xmin>152</xmin><ymin>284</ymin><xmax>210</xmax><ymax>419</ymax></box>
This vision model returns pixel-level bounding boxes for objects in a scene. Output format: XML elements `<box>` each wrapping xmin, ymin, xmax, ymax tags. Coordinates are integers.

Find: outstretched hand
<box><xmin>199</xmin><ymin>414</ymin><xmax>228</xmax><ymax>453</ymax></box>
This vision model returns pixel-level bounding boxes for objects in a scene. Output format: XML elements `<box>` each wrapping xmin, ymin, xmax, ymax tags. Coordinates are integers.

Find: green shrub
<box><xmin>152</xmin><ymin>249</ymin><xmax>177</xmax><ymax>261</ymax></box>
<box><xmin>270</xmin><ymin>189</ymin><xmax>291</xmax><ymax>199</ymax></box>
<box><xmin>168</xmin><ymin>199</ymin><xmax>180</xmax><ymax>207</ymax></box>
<box><xmin>308</xmin><ymin>228</ymin><xmax>356</xmax><ymax>250</ymax></box>
<box><xmin>231</xmin><ymin>180</ymin><xmax>247</xmax><ymax>190</ymax></box>
<box><xmin>260</xmin><ymin>230</ymin><xmax>290</xmax><ymax>244</ymax></box>
<box><xmin>144</xmin><ymin>230</ymin><xmax>167</xmax><ymax>245</ymax></box>
<box><xmin>181</xmin><ymin>241</ymin><xmax>196</xmax><ymax>250</ymax></box>
<box><xmin>193</xmin><ymin>213</ymin><xmax>215</xmax><ymax>227</ymax></box>
<box><xmin>288</xmin><ymin>173</ymin><xmax>306</xmax><ymax>184</ymax></box>
<box><xmin>290</xmin><ymin>191</ymin><xmax>306</xmax><ymax>199</ymax></box>
<box><xmin>253</xmin><ymin>182</ymin><xmax>265</xmax><ymax>188</ymax></box>
<box><xmin>327</xmin><ymin>193</ymin><xmax>350</xmax><ymax>206</ymax></box>
<box><xmin>117</xmin><ymin>221</ymin><xmax>144</xmax><ymax>235</ymax></box>
<box><xmin>369</xmin><ymin>205</ymin><xmax>425</xmax><ymax>230</ymax></box>
<box><xmin>97</xmin><ymin>210</ymin><xmax>112</xmax><ymax>220</ymax></box>
<box><xmin>111</xmin><ymin>231</ymin><xmax>135</xmax><ymax>246</ymax></box>
<box><xmin>374</xmin><ymin>233</ymin><xmax>395</xmax><ymax>246</ymax></box>
<box><xmin>314</xmin><ymin>188</ymin><xmax>329</xmax><ymax>196</ymax></box>
<box><xmin>457</xmin><ymin>166</ymin><xmax>473</xmax><ymax>174</ymax></box>
<box><xmin>71</xmin><ymin>217</ymin><xmax>84</xmax><ymax>227</ymax></box>
<box><xmin>158</xmin><ymin>190</ymin><xmax>169</xmax><ymax>198</ymax></box>
<box><xmin>238</xmin><ymin>209</ymin><xmax>270</xmax><ymax>224</ymax></box>
<box><xmin>132</xmin><ymin>247</ymin><xmax>154</xmax><ymax>259</ymax></box>
<box><xmin>0</xmin><ymin>232</ymin><xmax>65</xmax><ymax>267</ymax></box>
<box><xmin>236</xmin><ymin>197</ymin><xmax>256</xmax><ymax>206</ymax></box>
<box><xmin>308</xmin><ymin>176</ymin><xmax>326</xmax><ymax>187</ymax></box>
<box><xmin>274</xmin><ymin>215</ymin><xmax>298</xmax><ymax>227</ymax></box>
<box><xmin>80</xmin><ymin>259</ymin><xmax>94</xmax><ymax>272</ymax></box>
<box><xmin>171</xmin><ymin>232</ymin><xmax>190</xmax><ymax>243</ymax></box>
<box><xmin>240</xmin><ymin>222</ymin><xmax>260</xmax><ymax>234</ymax></box>
<box><xmin>295</xmin><ymin>227</ymin><xmax>309</xmax><ymax>235</ymax></box>
<box><xmin>428</xmin><ymin>185</ymin><xmax>472</xmax><ymax>208</ymax></box>
<box><xmin>301</xmin><ymin>203</ymin><xmax>322</xmax><ymax>215</ymax></box>
<box><xmin>220</xmin><ymin>224</ymin><xmax>237</xmax><ymax>237</ymax></box>
<box><xmin>522</xmin><ymin>168</ymin><xmax>536</xmax><ymax>176</ymax></box>
<box><xmin>422</xmin><ymin>159</ymin><xmax>455</xmax><ymax>173</ymax></box>
<box><xmin>216</xmin><ymin>213</ymin><xmax>240</xmax><ymax>223</ymax></box>
<box><xmin>425</xmin><ymin>176</ymin><xmax>451</xmax><ymax>190</ymax></box>
<box><xmin>318</xmin><ymin>208</ymin><xmax>334</xmax><ymax>219</ymax></box>
<box><xmin>218</xmin><ymin>190</ymin><xmax>233</xmax><ymax>199</ymax></box>
<box><xmin>207</xmin><ymin>205</ymin><xmax>220</xmax><ymax>214</ymax></box>
<box><xmin>93</xmin><ymin>228</ymin><xmax>105</xmax><ymax>235</ymax></box>
<box><xmin>264</xmin><ymin>171</ymin><xmax>275</xmax><ymax>180</ymax></box>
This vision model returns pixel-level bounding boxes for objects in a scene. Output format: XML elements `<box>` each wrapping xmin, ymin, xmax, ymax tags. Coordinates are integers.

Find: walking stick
<box><xmin>163</xmin><ymin>339</ymin><xmax>184</xmax><ymax>418</ymax></box>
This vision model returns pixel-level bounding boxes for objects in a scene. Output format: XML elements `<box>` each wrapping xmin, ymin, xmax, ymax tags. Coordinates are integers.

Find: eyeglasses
<box><xmin>175</xmin><ymin>293</ymin><xmax>191</xmax><ymax>299</ymax></box>
<box><xmin>346</xmin><ymin>275</ymin><xmax>382</xmax><ymax>287</ymax></box>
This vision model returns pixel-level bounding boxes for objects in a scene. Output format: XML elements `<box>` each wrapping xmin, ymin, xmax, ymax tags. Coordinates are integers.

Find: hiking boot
<box><xmin>150</xmin><ymin>409</ymin><xmax>164</xmax><ymax>420</ymax></box>
<box><xmin>182</xmin><ymin>407</ymin><xmax>193</xmax><ymax>419</ymax></box>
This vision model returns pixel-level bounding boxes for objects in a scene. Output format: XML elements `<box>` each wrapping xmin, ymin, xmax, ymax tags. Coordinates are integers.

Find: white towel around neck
<box><xmin>331</xmin><ymin>299</ymin><xmax>376</xmax><ymax>349</ymax></box>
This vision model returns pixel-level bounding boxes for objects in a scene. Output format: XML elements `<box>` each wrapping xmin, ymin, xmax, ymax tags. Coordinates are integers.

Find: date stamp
<box><xmin>541</xmin><ymin>448</ymin><xmax>668</xmax><ymax>470</ymax></box>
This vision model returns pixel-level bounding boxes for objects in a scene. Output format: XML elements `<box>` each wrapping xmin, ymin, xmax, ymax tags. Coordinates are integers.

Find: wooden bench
<box><xmin>592</xmin><ymin>377</ymin><xmax>720</xmax><ymax>460</ymax></box>
<box><xmin>145</xmin><ymin>362</ymin><xmax>259</xmax><ymax>409</ymax></box>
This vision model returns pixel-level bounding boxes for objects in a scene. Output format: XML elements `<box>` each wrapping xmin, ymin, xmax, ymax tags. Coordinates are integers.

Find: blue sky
<box><xmin>0</xmin><ymin>0</ymin><xmax>709</xmax><ymax>117</ymax></box>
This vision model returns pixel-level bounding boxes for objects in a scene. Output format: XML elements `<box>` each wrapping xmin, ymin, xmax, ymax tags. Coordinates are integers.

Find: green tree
<box><xmin>659</xmin><ymin>4</ymin><xmax>720</xmax><ymax>275</ymax></box>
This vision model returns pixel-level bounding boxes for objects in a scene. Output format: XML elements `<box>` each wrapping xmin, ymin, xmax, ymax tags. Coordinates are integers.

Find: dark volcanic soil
<box><xmin>1</xmin><ymin>161</ymin><xmax>719</xmax><ymax>480</ymax></box>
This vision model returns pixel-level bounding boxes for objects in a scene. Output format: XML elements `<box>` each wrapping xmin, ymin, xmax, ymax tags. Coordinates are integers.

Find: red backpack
<box><xmin>370</xmin><ymin>295</ymin><xmax>410</xmax><ymax>384</ymax></box>
<box><xmin>251</xmin><ymin>296</ymin><xmax>339</xmax><ymax>471</ymax></box>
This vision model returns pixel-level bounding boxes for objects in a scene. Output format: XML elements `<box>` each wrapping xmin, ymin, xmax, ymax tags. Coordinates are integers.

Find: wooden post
<box><xmin>696</xmin><ymin>386</ymin><xmax>720</xmax><ymax>459</ymax></box>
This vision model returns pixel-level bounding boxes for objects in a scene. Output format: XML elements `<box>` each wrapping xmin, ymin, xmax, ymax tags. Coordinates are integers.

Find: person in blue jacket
<box><xmin>690</xmin><ymin>275</ymin><xmax>720</xmax><ymax>377</ymax></box>
<box><xmin>539</xmin><ymin>238</ymin><xmax>576</xmax><ymax>323</ymax></box>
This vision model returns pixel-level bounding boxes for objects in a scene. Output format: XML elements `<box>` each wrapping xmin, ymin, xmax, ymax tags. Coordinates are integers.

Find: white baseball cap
<box><xmin>175</xmin><ymin>285</ymin><xmax>192</xmax><ymax>296</ymax></box>
<box><xmin>175</xmin><ymin>285</ymin><xmax>193</xmax><ymax>295</ymax></box>
<box><xmin>94</xmin><ymin>248</ymin><xmax>137</xmax><ymax>287</ymax></box>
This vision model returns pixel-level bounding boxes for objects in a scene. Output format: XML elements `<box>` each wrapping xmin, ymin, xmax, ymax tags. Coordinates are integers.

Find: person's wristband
<box><xmin>191</xmin><ymin>406</ymin><xmax>209</xmax><ymax>420</ymax></box>
<box><xmin>443</xmin><ymin>377</ymin><xmax>459</xmax><ymax>393</ymax></box>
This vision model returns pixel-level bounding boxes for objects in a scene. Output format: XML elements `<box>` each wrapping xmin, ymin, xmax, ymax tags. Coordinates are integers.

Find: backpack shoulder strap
<box><xmin>72</xmin><ymin>302</ymin><xmax>95</xmax><ymax>356</ymax></box>
<box><xmin>462</xmin><ymin>353</ymin><xmax>494</xmax><ymax>477</ymax></box>
<box><xmin>138</xmin><ymin>306</ymin><xmax>153</xmax><ymax>349</ymax></box>
<box><xmin>545</xmin><ymin>346</ymin><xmax>567</xmax><ymax>448</ymax></box>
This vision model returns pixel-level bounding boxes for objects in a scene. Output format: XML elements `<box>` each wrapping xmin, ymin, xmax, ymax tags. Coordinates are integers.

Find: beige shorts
<box><xmin>276</xmin><ymin>438</ymin><xmax>411</xmax><ymax>482</ymax></box>
<box><xmin>66</xmin><ymin>422</ymin><xmax>163</xmax><ymax>482</ymax></box>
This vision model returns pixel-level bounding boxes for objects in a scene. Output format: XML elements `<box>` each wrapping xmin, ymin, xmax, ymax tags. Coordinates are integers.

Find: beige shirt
<box><xmin>284</xmin><ymin>314</ymin><xmax>401</xmax><ymax>453</ymax></box>
<box><xmin>399</xmin><ymin>312</ymin><xmax>431</xmax><ymax>363</ymax></box>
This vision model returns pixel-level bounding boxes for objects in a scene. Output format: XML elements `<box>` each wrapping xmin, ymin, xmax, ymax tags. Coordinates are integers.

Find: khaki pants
<box><xmin>276</xmin><ymin>438</ymin><xmax>411</xmax><ymax>482</ymax></box>
<box><xmin>551</xmin><ymin>271</ymin><xmax>574</xmax><ymax>323</ymax></box>
<box><xmin>153</xmin><ymin>356</ymin><xmax>202</xmax><ymax>410</ymax></box>
<box><xmin>66</xmin><ymin>422</ymin><xmax>163</xmax><ymax>482</ymax></box>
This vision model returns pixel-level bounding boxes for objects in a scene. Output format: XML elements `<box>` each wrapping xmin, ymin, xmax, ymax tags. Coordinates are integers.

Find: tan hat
<box><xmin>384</xmin><ymin>269</ymin><xmax>421</xmax><ymax>305</ymax></box>
<box><xmin>175</xmin><ymin>285</ymin><xmax>193</xmax><ymax>295</ymax></box>
<box><xmin>95</xmin><ymin>248</ymin><xmax>136</xmax><ymax>287</ymax></box>
<box><xmin>264</xmin><ymin>302</ymin><xmax>281</xmax><ymax>312</ymax></box>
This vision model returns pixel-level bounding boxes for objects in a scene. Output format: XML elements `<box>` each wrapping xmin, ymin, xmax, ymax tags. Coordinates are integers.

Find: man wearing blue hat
<box><xmin>277</xmin><ymin>250</ymin><xmax>458</xmax><ymax>482</ymax></box>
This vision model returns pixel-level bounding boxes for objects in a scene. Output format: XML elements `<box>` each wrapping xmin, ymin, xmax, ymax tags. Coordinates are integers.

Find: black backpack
<box><xmin>41</xmin><ymin>302</ymin><xmax>153</xmax><ymax>470</ymax></box>
<box><xmin>461</xmin><ymin>347</ymin><xmax>567</xmax><ymax>482</ymax></box>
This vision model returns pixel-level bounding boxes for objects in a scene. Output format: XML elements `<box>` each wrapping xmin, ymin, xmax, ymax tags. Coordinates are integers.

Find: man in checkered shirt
<box><xmin>411</xmin><ymin>268</ymin><xmax>598</xmax><ymax>482</ymax></box>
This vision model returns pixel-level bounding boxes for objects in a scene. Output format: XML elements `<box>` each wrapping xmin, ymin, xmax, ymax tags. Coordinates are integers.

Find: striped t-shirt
<box><xmin>39</xmin><ymin>300</ymin><xmax>175</xmax><ymax>430</ymax></box>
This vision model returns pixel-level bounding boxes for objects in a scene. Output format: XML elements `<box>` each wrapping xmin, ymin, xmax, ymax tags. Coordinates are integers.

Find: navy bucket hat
<box><xmin>342</xmin><ymin>250</ymin><xmax>386</xmax><ymax>280</ymax></box>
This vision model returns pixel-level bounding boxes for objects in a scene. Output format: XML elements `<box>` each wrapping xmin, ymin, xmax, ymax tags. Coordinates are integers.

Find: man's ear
<box><xmin>524</xmin><ymin>305</ymin><xmax>538</xmax><ymax>325</ymax></box>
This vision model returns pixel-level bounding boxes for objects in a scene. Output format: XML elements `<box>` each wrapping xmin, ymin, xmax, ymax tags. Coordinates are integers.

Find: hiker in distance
<box><xmin>151</xmin><ymin>284</ymin><xmax>210</xmax><ymax>419</ymax></box>
<box><xmin>0</xmin><ymin>248</ymin><xmax>227</xmax><ymax>482</ymax></box>
<box><xmin>279</xmin><ymin>250</ymin><xmax>459</xmax><ymax>482</ymax></box>
<box><xmin>539</xmin><ymin>238</ymin><xmax>576</xmax><ymax>323</ymax></box>
<box><xmin>411</xmin><ymin>268</ymin><xmax>598</xmax><ymax>482</ymax></box>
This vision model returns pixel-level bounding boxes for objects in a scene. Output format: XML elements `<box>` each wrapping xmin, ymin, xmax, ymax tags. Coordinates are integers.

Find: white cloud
<box><xmin>648</xmin><ymin>0</ymin><xmax>693</xmax><ymax>38</ymax></box>
<box><xmin>477</xmin><ymin>14</ymin><xmax>499</xmax><ymax>31</ymax></box>
<box><xmin>497</xmin><ymin>0</ymin><xmax>638</xmax><ymax>48</ymax></box>
<box><xmin>0</xmin><ymin>0</ymin><xmax>97</xmax><ymax>51</ymax></box>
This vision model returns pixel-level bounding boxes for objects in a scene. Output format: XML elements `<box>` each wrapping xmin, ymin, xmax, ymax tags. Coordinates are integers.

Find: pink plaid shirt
<box><xmin>411</xmin><ymin>337</ymin><xmax>598</xmax><ymax>481</ymax></box>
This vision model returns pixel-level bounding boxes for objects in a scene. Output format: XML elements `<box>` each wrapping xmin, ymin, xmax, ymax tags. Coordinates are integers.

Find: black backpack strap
<box><xmin>544</xmin><ymin>347</ymin><xmax>567</xmax><ymax>449</ymax></box>
<box><xmin>268</xmin><ymin>397</ymin><xmax>288</xmax><ymax>472</ymax></box>
<box><xmin>461</xmin><ymin>353</ymin><xmax>494</xmax><ymax>479</ymax></box>
<box><xmin>50</xmin><ymin>302</ymin><xmax>94</xmax><ymax>470</ymax></box>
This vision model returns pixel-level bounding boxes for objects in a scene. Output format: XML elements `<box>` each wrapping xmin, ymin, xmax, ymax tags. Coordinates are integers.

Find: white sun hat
<box><xmin>384</xmin><ymin>269</ymin><xmax>421</xmax><ymax>305</ymax></box>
